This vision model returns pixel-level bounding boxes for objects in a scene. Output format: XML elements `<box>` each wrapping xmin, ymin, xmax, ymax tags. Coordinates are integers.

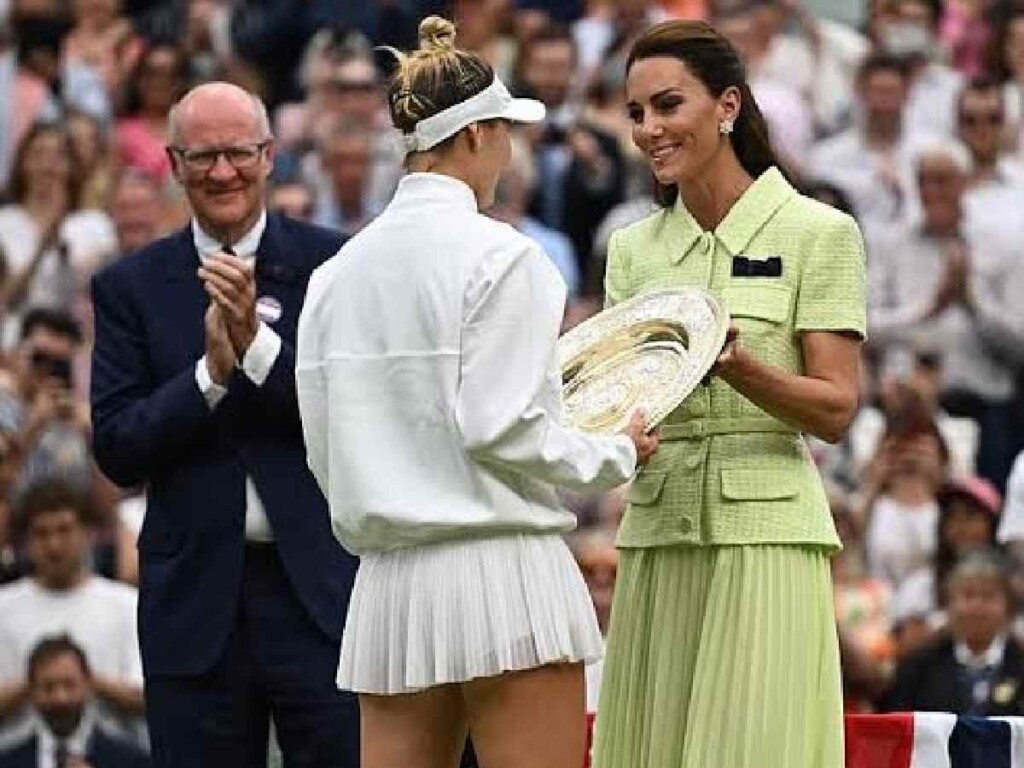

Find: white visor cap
<box><xmin>401</xmin><ymin>75</ymin><xmax>545</xmax><ymax>154</ymax></box>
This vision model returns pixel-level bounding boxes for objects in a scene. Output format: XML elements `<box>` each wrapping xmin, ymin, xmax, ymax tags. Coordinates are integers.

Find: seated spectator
<box><xmin>311</xmin><ymin>120</ymin><xmax>381</xmax><ymax>236</ymax></box>
<box><xmin>879</xmin><ymin>550</ymin><xmax>1024</xmax><ymax>716</ymax></box>
<box><xmin>0</xmin><ymin>480</ymin><xmax>144</xmax><ymax>745</ymax></box>
<box><xmin>713</xmin><ymin>2</ymin><xmax>814</xmax><ymax>175</ymax></box>
<box><xmin>274</xmin><ymin>27</ymin><xmax>372</xmax><ymax>152</ymax></box>
<box><xmin>114</xmin><ymin>44</ymin><xmax>188</xmax><ymax>186</ymax></box>
<box><xmin>938</xmin><ymin>0</ymin><xmax>991</xmax><ymax>78</ymax></box>
<box><xmin>0</xmin><ymin>123</ymin><xmax>116</xmax><ymax>328</ymax></box>
<box><xmin>808</xmin><ymin>53</ymin><xmax>923</xmax><ymax>240</ymax></box>
<box><xmin>65</xmin><ymin>108</ymin><xmax>114</xmax><ymax>212</ymax></box>
<box><xmin>867</xmin><ymin>139</ymin><xmax>1024</xmax><ymax>490</ymax></box>
<box><xmin>984</xmin><ymin>8</ymin><xmax>1024</xmax><ymax>150</ymax></box>
<box><xmin>859</xmin><ymin>404</ymin><xmax>948</xmax><ymax>591</ymax></box>
<box><xmin>746</xmin><ymin>0</ymin><xmax>870</xmax><ymax>136</ymax></box>
<box><xmin>269</xmin><ymin>179</ymin><xmax>316</xmax><ymax>222</ymax></box>
<box><xmin>62</xmin><ymin>0</ymin><xmax>141</xmax><ymax>121</ymax></box>
<box><xmin>894</xmin><ymin>475</ymin><xmax>1002</xmax><ymax>632</ymax></box>
<box><xmin>875</xmin><ymin>0</ymin><xmax>964</xmax><ymax>140</ymax></box>
<box><xmin>107</xmin><ymin>169</ymin><xmax>164</xmax><ymax>260</ymax></box>
<box><xmin>6</xmin><ymin>15</ymin><xmax>63</xmax><ymax>174</ymax></box>
<box><xmin>287</xmin><ymin>47</ymin><xmax>404</xmax><ymax>213</ymax></box>
<box><xmin>451</xmin><ymin>0</ymin><xmax>518</xmax><ymax>82</ymax></box>
<box><xmin>0</xmin><ymin>636</ymin><xmax>149</xmax><ymax>767</ymax></box>
<box><xmin>13</xmin><ymin>308</ymin><xmax>90</xmax><ymax>494</ymax></box>
<box><xmin>845</xmin><ymin>347</ymin><xmax>979</xmax><ymax>483</ymax></box>
<box><xmin>516</xmin><ymin>23</ymin><xmax>625</xmax><ymax>291</ymax></box>
<box><xmin>957</xmin><ymin>77</ymin><xmax>1024</xmax><ymax>229</ymax></box>
<box><xmin>491</xmin><ymin>134</ymin><xmax>580</xmax><ymax>296</ymax></box>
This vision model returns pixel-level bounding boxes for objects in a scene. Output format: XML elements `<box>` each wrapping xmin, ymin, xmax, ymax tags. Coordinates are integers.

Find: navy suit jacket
<box><xmin>0</xmin><ymin>729</ymin><xmax>151</xmax><ymax>768</ymax></box>
<box><xmin>90</xmin><ymin>213</ymin><xmax>357</xmax><ymax>676</ymax></box>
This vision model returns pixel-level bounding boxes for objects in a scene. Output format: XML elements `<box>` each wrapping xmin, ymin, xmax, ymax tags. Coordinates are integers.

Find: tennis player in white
<box><xmin>296</xmin><ymin>16</ymin><xmax>657</xmax><ymax>768</ymax></box>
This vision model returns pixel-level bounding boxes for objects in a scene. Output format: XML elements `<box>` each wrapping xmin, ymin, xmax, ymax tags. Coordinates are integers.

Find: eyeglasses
<box><xmin>960</xmin><ymin>112</ymin><xmax>1004</xmax><ymax>126</ymax></box>
<box><xmin>168</xmin><ymin>142</ymin><xmax>269</xmax><ymax>174</ymax></box>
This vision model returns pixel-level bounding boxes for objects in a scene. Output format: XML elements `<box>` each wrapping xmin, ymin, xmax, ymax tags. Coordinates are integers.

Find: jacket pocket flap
<box><xmin>722</xmin><ymin>283</ymin><xmax>791</xmax><ymax>323</ymax></box>
<box><xmin>627</xmin><ymin>470</ymin><xmax>670</xmax><ymax>505</ymax></box>
<box><xmin>721</xmin><ymin>468</ymin><xmax>797</xmax><ymax>500</ymax></box>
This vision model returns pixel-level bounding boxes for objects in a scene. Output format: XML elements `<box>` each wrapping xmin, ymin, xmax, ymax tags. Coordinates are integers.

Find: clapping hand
<box><xmin>198</xmin><ymin>252</ymin><xmax>259</xmax><ymax>357</ymax></box>
<box><xmin>928</xmin><ymin>240</ymin><xmax>970</xmax><ymax>317</ymax></box>
<box><xmin>204</xmin><ymin>302</ymin><xmax>236</xmax><ymax>385</ymax></box>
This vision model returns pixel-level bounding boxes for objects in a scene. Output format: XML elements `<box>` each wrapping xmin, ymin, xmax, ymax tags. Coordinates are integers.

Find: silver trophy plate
<box><xmin>557</xmin><ymin>288</ymin><xmax>729</xmax><ymax>434</ymax></box>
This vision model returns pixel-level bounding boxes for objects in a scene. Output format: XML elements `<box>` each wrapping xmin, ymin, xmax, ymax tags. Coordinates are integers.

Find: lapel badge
<box><xmin>256</xmin><ymin>296</ymin><xmax>284</xmax><ymax>324</ymax></box>
<box><xmin>993</xmin><ymin>680</ymin><xmax>1017</xmax><ymax>705</ymax></box>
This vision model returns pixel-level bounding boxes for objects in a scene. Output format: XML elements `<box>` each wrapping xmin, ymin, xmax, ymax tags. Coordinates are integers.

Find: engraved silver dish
<box><xmin>558</xmin><ymin>288</ymin><xmax>729</xmax><ymax>434</ymax></box>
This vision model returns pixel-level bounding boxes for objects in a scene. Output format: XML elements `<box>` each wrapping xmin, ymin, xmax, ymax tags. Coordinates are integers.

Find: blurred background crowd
<box><xmin>2</xmin><ymin>0</ymin><xmax>1024</xmax><ymax>761</ymax></box>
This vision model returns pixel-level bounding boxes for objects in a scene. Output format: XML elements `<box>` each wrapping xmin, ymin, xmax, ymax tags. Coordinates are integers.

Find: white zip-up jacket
<box><xmin>296</xmin><ymin>172</ymin><xmax>636</xmax><ymax>554</ymax></box>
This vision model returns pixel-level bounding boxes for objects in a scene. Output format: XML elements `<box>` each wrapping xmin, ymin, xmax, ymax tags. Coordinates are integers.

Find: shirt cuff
<box><xmin>240</xmin><ymin>322</ymin><xmax>282</xmax><ymax>386</ymax></box>
<box><xmin>196</xmin><ymin>357</ymin><xmax>228</xmax><ymax>409</ymax></box>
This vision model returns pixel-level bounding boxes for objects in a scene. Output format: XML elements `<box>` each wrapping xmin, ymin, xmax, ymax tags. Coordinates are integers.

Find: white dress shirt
<box><xmin>193</xmin><ymin>210</ymin><xmax>280</xmax><ymax>542</ymax></box>
<box><xmin>297</xmin><ymin>173</ymin><xmax>636</xmax><ymax>555</ymax></box>
<box><xmin>808</xmin><ymin>128</ymin><xmax>931</xmax><ymax>242</ymax></box>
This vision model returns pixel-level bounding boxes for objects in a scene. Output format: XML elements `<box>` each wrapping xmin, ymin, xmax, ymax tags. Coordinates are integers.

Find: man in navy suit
<box><xmin>0</xmin><ymin>636</ymin><xmax>150</xmax><ymax>768</ymax></box>
<box><xmin>89</xmin><ymin>82</ymin><xmax>359</xmax><ymax>767</ymax></box>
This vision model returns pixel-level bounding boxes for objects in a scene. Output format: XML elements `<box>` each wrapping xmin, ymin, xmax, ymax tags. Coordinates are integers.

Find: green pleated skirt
<box><xmin>592</xmin><ymin>544</ymin><xmax>843</xmax><ymax>768</ymax></box>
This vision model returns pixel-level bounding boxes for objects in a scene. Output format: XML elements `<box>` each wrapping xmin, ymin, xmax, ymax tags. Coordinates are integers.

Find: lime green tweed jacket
<box><xmin>607</xmin><ymin>168</ymin><xmax>866</xmax><ymax>550</ymax></box>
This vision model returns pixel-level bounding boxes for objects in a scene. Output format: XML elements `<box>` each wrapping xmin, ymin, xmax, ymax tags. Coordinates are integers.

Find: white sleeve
<box><xmin>296</xmin><ymin>270</ymin><xmax>330</xmax><ymax>497</ymax></box>
<box><xmin>455</xmin><ymin>243</ymin><xmax>636</xmax><ymax>492</ymax></box>
<box><xmin>195</xmin><ymin>357</ymin><xmax>227</xmax><ymax>409</ymax></box>
<box><xmin>240</xmin><ymin>322</ymin><xmax>282</xmax><ymax>386</ymax></box>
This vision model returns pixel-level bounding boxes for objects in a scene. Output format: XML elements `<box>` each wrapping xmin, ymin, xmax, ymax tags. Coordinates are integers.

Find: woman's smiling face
<box><xmin>626</xmin><ymin>55</ymin><xmax>737</xmax><ymax>186</ymax></box>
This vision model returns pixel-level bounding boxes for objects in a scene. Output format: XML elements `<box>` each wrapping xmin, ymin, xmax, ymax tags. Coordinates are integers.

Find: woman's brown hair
<box><xmin>626</xmin><ymin>20</ymin><xmax>779</xmax><ymax>207</ymax></box>
<box><xmin>8</xmin><ymin>122</ymin><xmax>84</xmax><ymax>210</ymax></box>
<box><xmin>385</xmin><ymin>16</ymin><xmax>494</xmax><ymax>150</ymax></box>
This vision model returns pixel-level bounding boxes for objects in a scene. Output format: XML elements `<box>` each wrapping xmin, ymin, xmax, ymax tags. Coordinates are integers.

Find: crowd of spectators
<box><xmin>2</xmin><ymin>0</ymin><xmax>1024</xmax><ymax>762</ymax></box>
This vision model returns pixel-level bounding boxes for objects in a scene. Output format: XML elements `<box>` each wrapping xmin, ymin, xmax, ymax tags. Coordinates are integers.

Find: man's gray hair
<box><xmin>167</xmin><ymin>88</ymin><xmax>272</xmax><ymax>146</ymax></box>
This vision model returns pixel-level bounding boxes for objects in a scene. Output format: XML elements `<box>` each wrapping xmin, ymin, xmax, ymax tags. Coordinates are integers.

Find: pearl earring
<box><xmin>719</xmin><ymin>120</ymin><xmax>734</xmax><ymax>135</ymax></box>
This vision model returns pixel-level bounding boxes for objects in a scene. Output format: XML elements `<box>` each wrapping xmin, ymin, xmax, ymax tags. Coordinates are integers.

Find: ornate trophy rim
<box><xmin>557</xmin><ymin>287</ymin><xmax>729</xmax><ymax>434</ymax></box>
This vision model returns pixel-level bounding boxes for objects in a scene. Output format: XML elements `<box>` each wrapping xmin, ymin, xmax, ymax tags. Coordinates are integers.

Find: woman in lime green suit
<box><xmin>592</xmin><ymin>21</ymin><xmax>865</xmax><ymax>768</ymax></box>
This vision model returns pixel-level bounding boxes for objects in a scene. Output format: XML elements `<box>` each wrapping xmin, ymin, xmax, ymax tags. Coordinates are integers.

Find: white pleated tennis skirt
<box><xmin>336</xmin><ymin>532</ymin><xmax>604</xmax><ymax>695</ymax></box>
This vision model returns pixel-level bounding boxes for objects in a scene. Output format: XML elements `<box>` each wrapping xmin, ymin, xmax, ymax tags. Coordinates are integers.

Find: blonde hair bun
<box><xmin>419</xmin><ymin>16</ymin><xmax>457</xmax><ymax>52</ymax></box>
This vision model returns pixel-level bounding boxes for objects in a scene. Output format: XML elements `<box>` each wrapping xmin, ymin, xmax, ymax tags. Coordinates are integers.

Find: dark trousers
<box><xmin>145</xmin><ymin>544</ymin><xmax>359</xmax><ymax>768</ymax></box>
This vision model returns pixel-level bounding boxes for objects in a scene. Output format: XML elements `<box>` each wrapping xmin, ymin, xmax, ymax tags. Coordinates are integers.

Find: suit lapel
<box><xmin>254</xmin><ymin>214</ymin><xmax>300</xmax><ymax>289</ymax></box>
<box><xmin>158</xmin><ymin>226</ymin><xmax>212</xmax><ymax>361</ymax></box>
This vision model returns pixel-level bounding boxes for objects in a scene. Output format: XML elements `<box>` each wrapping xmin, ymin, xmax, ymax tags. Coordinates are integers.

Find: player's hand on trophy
<box><xmin>625</xmin><ymin>410</ymin><xmax>659</xmax><ymax>466</ymax></box>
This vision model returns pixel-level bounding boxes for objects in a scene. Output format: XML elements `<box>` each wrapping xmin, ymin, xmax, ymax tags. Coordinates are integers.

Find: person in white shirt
<box><xmin>957</xmin><ymin>77</ymin><xmax>1024</xmax><ymax>232</ymax></box>
<box><xmin>867</xmin><ymin>139</ymin><xmax>1024</xmax><ymax>490</ymax></box>
<box><xmin>296</xmin><ymin>16</ymin><xmax>657</xmax><ymax>768</ymax></box>
<box><xmin>808</xmin><ymin>53</ymin><xmax>928</xmax><ymax>242</ymax></box>
<box><xmin>0</xmin><ymin>481</ymin><xmax>144</xmax><ymax>749</ymax></box>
